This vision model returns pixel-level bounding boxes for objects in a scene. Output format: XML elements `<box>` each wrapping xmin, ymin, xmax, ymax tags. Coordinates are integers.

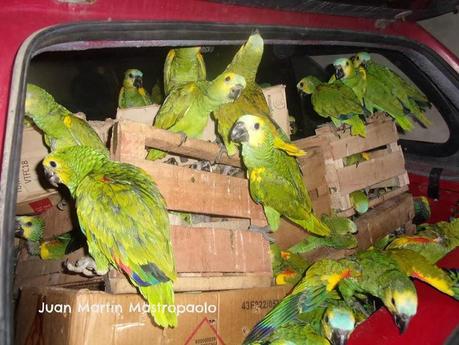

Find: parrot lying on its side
<box><xmin>146</xmin><ymin>71</ymin><xmax>246</xmax><ymax>161</ymax></box>
<box><xmin>288</xmin><ymin>215</ymin><xmax>358</xmax><ymax>255</ymax></box>
<box><xmin>163</xmin><ymin>47</ymin><xmax>206</xmax><ymax>96</ymax></box>
<box><xmin>213</xmin><ymin>32</ymin><xmax>277</xmax><ymax>157</ymax></box>
<box><xmin>334</xmin><ymin>58</ymin><xmax>414</xmax><ymax>132</ymax></box>
<box><xmin>15</xmin><ymin>216</ymin><xmax>85</xmax><ymax>260</ymax></box>
<box><xmin>274</xmin><ymin>249</ymin><xmax>310</xmax><ymax>286</ymax></box>
<box><xmin>230</xmin><ymin>114</ymin><xmax>331</xmax><ymax>237</ymax></box>
<box><xmin>118</xmin><ymin>69</ymin><xmax>152</xmax><ymax>108</ymax></box>
<box><xmin>244</xmin><ymin>258</ymin><xmax>360</xmax><ymax>344</ymax></box>
<box><xmin>248</xmin><ymin>302</ymin><xmax>356</xmax><ymax>345</ymax></box>
<box><xmin>297</xmin><ymin>76</ymin><xmax>366</xmax><ymax>137</ymax></box>
<box><xmin>42</xmin><ymin>146</ymin><xmax>177</xmax><ymax>328</ymax></box>
<box><xmin>25</xmin><ymin>84</ymin><xmax>109</xmax><ymax>156</ymax></box>
<box><xmin>385</xmin><ymin>218</ymin><xmax>459</xmax><ymax>263</ymax></box>
<box><xmin>352</xmin><ymin>52</ymin><xmax>431</xmax><ymax>127</ymax></box>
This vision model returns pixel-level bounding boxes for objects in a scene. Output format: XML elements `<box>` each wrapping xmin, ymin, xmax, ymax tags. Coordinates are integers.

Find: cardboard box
<box><xmin>262</xmin><ymin>85</ymin><xmax>290</xmax><ymax>136</ymax></box>
<box><xmin>16</xmin><ymin>127</ymin><xmax>56</xmax><ymax>208</ymax></box>
<box><xmin>16</xmin><ymin>286</ymin><xmax>290</xmax><ymax>345</ymax></box>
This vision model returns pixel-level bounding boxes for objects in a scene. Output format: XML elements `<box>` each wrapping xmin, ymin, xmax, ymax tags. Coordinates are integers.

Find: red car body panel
<box><xmin>0</xmin><ymin>1</ymin><xmax>458</xmax><ymax>344</ymax></box>
<box><xmin>0</xmin><ymin>0</ymin><xmax>459</xmax><ymax>167</ymax></box>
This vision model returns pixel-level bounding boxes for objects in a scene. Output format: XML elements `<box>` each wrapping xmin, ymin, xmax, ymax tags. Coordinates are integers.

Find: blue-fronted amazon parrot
<box><xmin>230</xmin><ymin>114</ymin><xmax>331</xmax><ymax>236</ymax></box>
<box><xmin>213</xmin><ymin>32</ymin><xmax>280</xmax><ymax>157</ymax></box>
<box><xmin>42</xmin><ymin>146</ymin><xmax>176</xmax><ymax>328</ymax></box>
<box><xmin>352</xmin><ymin>52</ymin><xmax>431</xmax><ymax>127</ymax></box>
<box><xmin>118</xmin><ymin>69</ymin><xmax>152</xmax><ymax>108</ymax></box>
<box><xmin>25</xmin><ymin>84</ymin><xmax>109</xmax><ymax>156</ymax></box>
<box><xmin>333</xmin><ymin>58</ymin><xmax>414</xmax><ymax>132</ymax></box>
<box><xmin>146</xmin><ymin>71</ymin><xmax>246</xmax><ymax>160</ymax></box>
<box><xmin>297</xmin><ymin>76</ymin><xmax>366</xmax><ymax>137</ymax></box>
<box><xmin>163</xmin><ymin>47</ymin><xmax>206</xmax><ymax>96</ymax></box>
<box><xmin>15</xmin><ymin>216</ymin><xmax>84</xmax><ymax>260</ymax></box>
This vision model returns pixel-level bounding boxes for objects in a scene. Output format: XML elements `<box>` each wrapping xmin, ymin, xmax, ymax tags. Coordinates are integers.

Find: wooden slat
<box><xmin>337</xmin><ymin>150</ymin><xmax>406</xmax><ymax>194</ymax></box>
<box><xmin>112</xmin><ymin>120</ymin><xmax>241</xmax><ymax>167</ymax></box>
<box><xmin>327</xmin><ymin>120</ymin><xmax>398</xmax><ymax>160</ymax></box>
<box><xmin>172</xmin><ymin>225</ymin><xmax>271</xmax><ymax>273</ymax></box>
<box><xmin>126</xmin><ymin>158</ymin><xmax>267</xmax><ymax>225</ymax></box>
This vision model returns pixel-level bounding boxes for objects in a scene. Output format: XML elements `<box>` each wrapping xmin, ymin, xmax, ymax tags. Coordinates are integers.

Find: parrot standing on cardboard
<box><xmin>42</xmin><ymin>146</ymin><xmax>177</xmax><ymax>328</ymax></box>
<box><xmin>118</xmin><ymin>69</ymin><xmax>153</xmax><ymax>108</ymax></box>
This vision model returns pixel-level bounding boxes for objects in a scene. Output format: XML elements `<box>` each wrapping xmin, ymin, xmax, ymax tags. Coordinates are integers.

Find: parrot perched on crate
<box><xmin>146</xmin><ymin>71</ymin><xmax>246</xmax><ymax>161</ymax></box>
<box><xmin>288</xmin><ymin>215</ymin><xmax>358</xmax><ymax>255</ymax></box>
<box><xmin>343</xmin><ymin>152</ymin><xmax>370</xmax><ymax>167</ymax></box>
<box><xmin>163</xmin><ymin>47</ymin><xmax>206</xmax><ymax>96</ymax></box>
<box><xmin>384</xmin><ymin>248</ymin><xmax>457</xmax><ymax>299</ymax></box>
<box><xmin>25</xmin><ymin>84</ymin><xmax>109</xmax><ymax>156</ymax></box>
<box><xmin>352</xmin><ymin>52</ymin><xmax>431</xmax><ymax>127</ymax></box>
<box><xmin>15</xmin><ymin>216</ymin><xmax>84</xmax><ymax>260</ymax></box>
<box><xmin>244</xmin><ymin>258</ymin><xmax>360</xmax><ymax>344</ymax></box>
<box><xmin>349</xmin><ymin>190</ymin><xmax>369</xmax><ymax>215</ymax></box>
<box><xmin>230</xmin><ymin>114</ymin><xmax>332</xmax><ymax>237</ymax></box>
<box><xmin>247</xmin><ymin>302</ymin><xmax>356</xmax><ymax>345</ymax></box>
<box><xmin>213</xmin><ymin>32</ymin><xmax>278</xmax><ymax>157</ymax></box>
<box><xmin>42</xmin><ymin>146</ymin><xmax>177</xmax><ymax>328</ymax></box>
<box><xmin>118</xmin><ymin>69</ymin><xmax>152</xmax><ymax>108</ymax></box>
<box><xmin>333</xmin><ymin>58</ymin><xmax>414</xmax><ymax>132</ymax></box>
<box><xmin>296</xmin><ymin>75</ymin><xmax>366</xmax><ymax>137</ymax></box>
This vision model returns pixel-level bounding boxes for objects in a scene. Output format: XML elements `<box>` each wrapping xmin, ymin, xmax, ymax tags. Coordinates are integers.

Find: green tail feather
<box><xmin>138</xmin><ymin>281</ymin><xmax>177</xmax><ymax>328</ymax></box>
<box><xmin>146</xmin><ymin>148</ymin><xmax>167</xmax><ymax>161</ymax></box>
<box><xmin>350</xmin><ymin>190</ymin><xmax>369</xmax><ymax>214</ymax></box>
<box><xmin>411</xmin><ymin>108</ymin><xmax>431</xmax><ymax>128</ymax></box>
<box><xmin>288</xmin><ymin>236</ymin><xmax>323</xmax><ymax>254</ymax></box>
<box><xmin>393</xmin><ymin>114</ymin><xmax>414</xmax><ymax>132</ymax></box>
<box><xmin>308</xmin><ymin>214</ymin><xmax>331</xmax><ymax>237</ymax></box>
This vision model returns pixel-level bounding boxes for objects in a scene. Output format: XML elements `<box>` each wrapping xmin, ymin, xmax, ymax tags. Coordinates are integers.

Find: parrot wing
<box><xmin>76</xmin><ymin>166</ymin><xmax>176</xmax><ymax>283</ymax></box>
<box><xmin>312</xmin><ymin>82</ymin><xmax>362</xmax><ymax>118</ymax></box>
<box><xmin>387</xmin><ymin>248</ymin><xmax>454</xmax><ymax>296</ymax></box>
<box><xmin>63</xmin><ymin>115</ymin><xmax>109</xmax><ymax>156</ymax></box>
<box><xmin>153</xmin><ymin>83</ymin><xmax>197</xmax><ymax>130</ymax></box>
<box><xmin>163</xmin><ymin>49</ymin><xmax>176</xmax><ymax>94</ymax></box>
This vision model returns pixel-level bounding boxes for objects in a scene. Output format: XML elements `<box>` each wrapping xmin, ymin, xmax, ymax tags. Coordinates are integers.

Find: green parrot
<box><xmin>297</xmin><ymin>76</ymin><xmax>366</xmax><ymax>137</ymax></box>
<box><xmin>118</xmin><ymin>69</ymin><xmax>152</xmax><ymax>108</ymax></box>
<box><xmin>288</xmin><ymin>215</ymin><xmax>358</xmax><ymax>255</ymax></box>
<box><xmin>350</xmin><ymin>190</ymin><xmax>369</xmax><ymax>215</ymax></box>
<box><xmin>230</xmin><ymin>114</ymin><xmax>331</xmax><ymax>236</ymax></box>
<box><xmin>42</xmin><ymin>146</ymin><xmax>177</xmax><ymax>328</ymax></box>
<box><xmin>163</xmin><ymin>47</ymin><xmax>206</xmax><ymax>96</ymax></box>
<box><xmin>146</xmin><ymin>71</ymin><xmax>246</xmax><ymax>161</ymax></box>
<box><xmin>248</xmin><ymin>302</ymin><xmax>356</xmax><ymax>345</ymax></box>
<box><xmin>213</xmin><ymin>32</ymin><xmax>276</xmax><ymax>157</ymax></box>
<box><xmin>274</xmin><ymin>250</ymin><xmax>310</xmax><ymax>286</ymax></box>
<box><xmin>352</xmin><ymin>52</ymin><xmax>431</xmax><ymax>127</ymax></box>
<box><xmin>386</xmin><ymin>218</ymin><xmax>459</xmax><ymax>263</ymax></box>
<box><xmin>25</xmin><ymin>84</ymin><xmax>109</xmax><ymax>156</ymax></box>
<box><xmin>343</xmin><ymin>152</ymin><xmax>370</xmax><ymax>167</ymax></box>
<box><xmin>15</xmin><ymin>216</ymin><xmax>84</xmax><ymax>260</ymax></box>
<box><xmin>333</xmin><ymin>58</ymin><xmax>414</xmax><ymax>132</ymax></box>
<box><xmin>413</xmin><ymin>196</ymin><xmax>431</xmax><ymax>225</ymax></box>
<box><xmin>244</xmin><ymin>258</ymin><xmax>359</xmax><ymax>344</ymax></box>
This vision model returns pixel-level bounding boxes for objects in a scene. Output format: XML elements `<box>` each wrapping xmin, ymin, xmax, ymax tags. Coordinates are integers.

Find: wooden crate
<box><xmin>308</xmin><ymin>117</ymin><xmax>409</xmax><ymax>217</ymax></box>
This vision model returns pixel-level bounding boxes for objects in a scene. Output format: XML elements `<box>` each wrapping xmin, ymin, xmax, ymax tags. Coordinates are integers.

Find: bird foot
<box><xmin>65</xmin><ymin>256</ymin><xmax>107</xmax><ymax>277</ymax></box>
<box><xmin>249</xmin><ymin>225</ymin><xmax>275</xmax><ymax>242</ymax></box>
<box><xmin>190</xmin><ymin>160</ymin><xmax>212</xmax><ymax>172</ymax></box>
<box><xmin>164</xmin><ymin>157</ymin><xmax>179</xmax><ymax>165</ymax></box>
<box><xmin>213</xmin><ymin>144</ymin><xmax>228</xmax><ymax>164</ymax></box>
<box><xmin>176</xmin><ymin>132</ymin><xmax>188</xmax><ymax>147</ymax></box>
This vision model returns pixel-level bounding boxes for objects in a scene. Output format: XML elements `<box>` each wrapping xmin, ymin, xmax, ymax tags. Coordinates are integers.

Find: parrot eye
<box><xmin>324</xmin><ymin>315</ymin><xmax>329</xmax><ymax>323</ymax></box>
<box><xmin>26</xmin><ymin>222</ymin><xmax>32</xmax><ymax>227</ymax></box>
<box><xmin>129</xmin><ymin>73</ymin><xmax>134</xmax><ymax>78</ymax></box>
<box><xmin>254</xmin><ymin>122</ymin><xmax>260</xmax><ymax>130</ymax></box>
<box><xmin>346</xmin><ymin>61</ymin><xmax>349</xmax><ymax>66</ymax></box>
<box><xmin>299</xmin><ymin>82</ymin><xmax>304</xmax><ymax>87</ymax></box>
<box><xmin>225</xmin><ymin>76</ymin><xmax>231</xmax><ymax>82</ymax></box>
<box><xmin>391</xmin><ymin>297</ymin><xmax>396</xmax><ymax>305</ymax></box>
<box><xmin>49</xmin><ymin>161</ymin><xmax>57</xmax><ymax>168</ymax></box>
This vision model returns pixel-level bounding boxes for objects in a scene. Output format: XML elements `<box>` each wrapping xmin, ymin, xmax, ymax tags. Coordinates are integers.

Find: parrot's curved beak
<box><xmin>334</xmin><ymin>65</ymin><xmax>345</xmax><ymax>80</ymax></box>
<box><xmin>230</xmin><ymin>121</ymin><xmax>249</xmax><ymax>143</ymax></box>
<box><xmin>330</xmin><ymin>329</ymin><xmax>351</xmax><ymax>345</ymax></box>
<box><xmin>15</xmin><ymin>220</ymin><xmax>23</xmax><ymax>237</ymax></box>
<box><xmin>44</xmin><ymin>169</ymin><xmax>61</xmax><ymax>188</ymax></box>
<box><xmin>229</xmin><ymin>84</ymin><xmax>244</xmax><ymax>101</ymax></box>
<box><xmin>133</xmin><ymin>76</ymin><xmax>143</xmax><ymax>88</ymax></box>
<box><xmin>394</xmin><ymin>313</ymin><xmax>411</xmax><ymax>334</ymax></box>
